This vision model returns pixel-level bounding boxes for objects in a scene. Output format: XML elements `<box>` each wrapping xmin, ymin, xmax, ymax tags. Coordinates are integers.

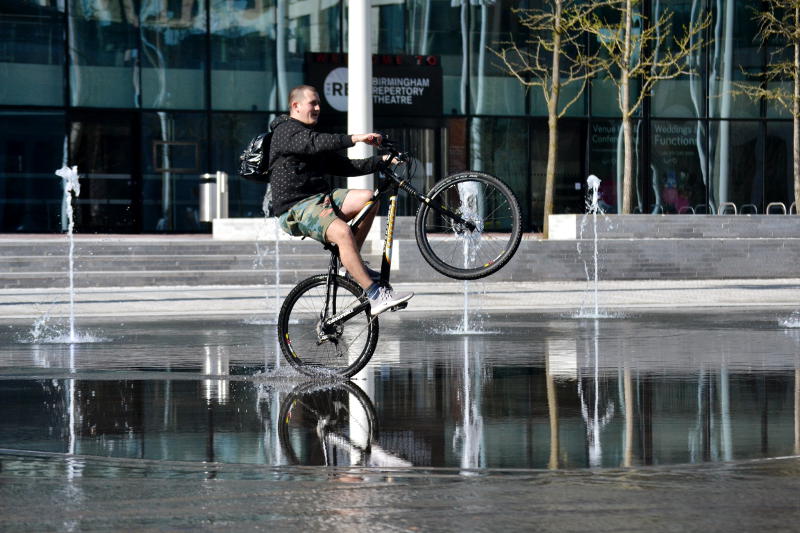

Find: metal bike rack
<box><xmin>740</xmin><ymin>203</ymin><xmax>758</xmax><ymax>214</ymax></box>
<box><xmin>718</xmin><ymin>202</ymin><xmax>737</xmax><ymax>215</ymax></box>
<box><xmin>678</xmin><ymin>206</ymin><xmax>695</xmax><ymax>214</ymax></box>
<box><xmin>790</xmin><ymin>202</ymin><xmax>797</xmax><ymax>214</ymax></box>
<box><xmin>766</xmin><ymin>202</ymin><xmax>787</xmax><ymax>214</ymax></box>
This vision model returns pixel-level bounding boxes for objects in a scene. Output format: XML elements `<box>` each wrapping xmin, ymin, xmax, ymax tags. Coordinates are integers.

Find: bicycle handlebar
<box><xmin>378</xmin><ymin>136</ymin><xmax>410</xmax><ymax>164</ymax></box>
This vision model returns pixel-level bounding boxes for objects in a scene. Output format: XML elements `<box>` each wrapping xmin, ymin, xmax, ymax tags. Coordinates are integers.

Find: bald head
<box><xmin>288</xmin><ymin>85</ymin><xmax>320</xmax><ymax>125</ymax></box>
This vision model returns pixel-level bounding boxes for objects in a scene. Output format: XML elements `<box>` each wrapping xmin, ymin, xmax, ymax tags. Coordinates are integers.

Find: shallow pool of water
<box><xmin>1</xmin><ymin>309</ymin><xmax>798</xmax><ymax>471</ymax></box>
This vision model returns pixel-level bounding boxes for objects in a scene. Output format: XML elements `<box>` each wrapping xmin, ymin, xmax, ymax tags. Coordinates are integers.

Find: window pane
<box><xmin>587</xmin><ymin>119</ymin><xmax>645</xmax><ymax>214</ymax></box>
<box><xmin>0</xmin><ymin>0</ymin><xmax>65</xmax><ymax>106</ymax></box>
<box><xmin>591</xmin><ymin>79</ymin><xmax>616</xmax><ymax>117</ymax></box>
<box><xmin>650</xmin><ymin>0</ymin><xmax>707</xmax><ymax>118</ymax></box>
<box><xmin>377</xmin><ymin>4</ymin><xmax>404</xmax><ymax>54</ymax></box>
<box><xmin>0</xmin><ymin>112</ymin><xmax>66</xmax><ymax>232</ymax></box>
<box><xmin>529</xmin><ymin>82</ymin><xmax>586</xmax><ymax>118</ymax></box>
<box><xmin>141</xmin><ymin>0</ymin><xmax>207</xmax><ymax>109</ymax></box>
<box><xmin>142</xmin><ymin>112</ymin><xmax>208</xmax><ymax>231</ymax></box>
<box><xmin>649</xmin><ymin>120</ymin><xmax>708</xmax><ymax>213</ymax></box>
<box><xmin>651</xmin><ymin>79</ymin><xmax>704</xmax><ymax>118</ymax></box>
<box><xmin>588</xmin><ymin>2</ymin><xmax>641</xmax><ymax>118</ymax></box>
<box><xmin>470</xmin><ymin>117</ymin><xmax>530</xmax><ymax>229</ymax></box>
<box><xmin>68</xmin><ymin>0</ymin><xmax>139</xmax><ymax>107</ymax></box>
<box><xmin>277</xmin><ymin>0</ymin><xmax>341</xmax><ymax>97</ymax></box>
<box><xmin>295</xmin><ymin>0</ymin><xmax>340</xmax><ymax>54</ymax></box>
<box><xmin>710</xmin><ymin>120</ymin><xmax>762</xmax><ymax>212</ymax></box>
<box><xmin>211</xmin><ymin>0</ymin><xmax>278</xmax><ymax>111</ymax></box>
<box><xmin>765</xmin><ymin>122</ymin><xmax>792</xmax><ymax>210</ymax></box>
<box><xmin>408</xmin><ymin>0</ymin><xmax>465</xmax><ymax>115</ymax></box>
<box><xmin>68</xmin><ymin>111</ymin><xmax>138</xmax><ymax>232</ymax></box>
<box><xmin>211</xmin><ymin>113</ymin><xmax>272</xmax><ymax>217</ymax></box>
<box><xmin>708</xmin><ymin>0</ymin><xmax>761</xmax><ymax>119</ymax></box>
<box><xmin>470</xmin><ymin>1</ymin><xmax>526</xmax><ymax>115</ymax></box>
<box><xmin>530</xmin><ymin>119</ymin><xmax>585</xmax><ymax>230</ymax></box>
<box><xmin>765</xmin><ymin>81</ymin><xmax>791</xmax><ymax>119</ymax></box>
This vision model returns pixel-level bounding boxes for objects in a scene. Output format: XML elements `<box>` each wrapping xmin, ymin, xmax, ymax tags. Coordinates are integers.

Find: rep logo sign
<box><xmin>307</xmin><ymin>53</ymin><xmax>442</xmax><ymax>116</ymax></box>
<box><xmin>323</xmin><ymin>67</ymin><xmax>349</xmax><ymax>112</ymax></box>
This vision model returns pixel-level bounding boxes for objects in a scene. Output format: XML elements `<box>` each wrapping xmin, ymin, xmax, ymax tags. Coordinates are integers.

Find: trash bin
<box><xmin>199</xmin><ymin>171</ymin><xmax>229</xmax><ymax>222</ymax></box>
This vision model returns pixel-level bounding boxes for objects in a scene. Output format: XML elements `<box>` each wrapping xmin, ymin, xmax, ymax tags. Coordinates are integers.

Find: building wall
<box><xmin>0</xmin><ymin>0</ymin><xmax>794</xmax><ymax>233</ymax></box>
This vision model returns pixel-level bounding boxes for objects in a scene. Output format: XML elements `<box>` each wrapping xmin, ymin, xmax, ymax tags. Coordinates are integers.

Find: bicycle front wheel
<box><xmin>278</xmin><ymin>381</ymin><xmax>377</xmax><ymax>466</ymax></box>
<box><xmin>415</xmin><ymin>171</ymin><xmax>522</xmax><ymax>280</ymax></box>
<box><xmin>277</xmin><ymin>274</ymin><xmax>379</xmax><ymax>378</ymax></box>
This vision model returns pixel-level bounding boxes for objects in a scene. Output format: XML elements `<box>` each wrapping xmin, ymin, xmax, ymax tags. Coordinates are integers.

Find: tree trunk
<box><xmin>543</xmin><ymin>0</ymin><xmax>563</xmax><ymax>238</ymax></box>
<box><xmin>544</xmin><ymin>112</ymin><xmax>559</xmax><ymax>236</ymax></box>
<box><xmin>621</xmin><ymin>0</ymin><xmax>634</xmax><ymax>214</ymax></box>
<box><xmin>794</xmin><ymin>9</ymin><xmax>800</xmax><ymax>212</ymax></box>
<box><xmin>622</xmin><ymin>112</ymin><xmax>633</xmax><ymax>213</ymax></box>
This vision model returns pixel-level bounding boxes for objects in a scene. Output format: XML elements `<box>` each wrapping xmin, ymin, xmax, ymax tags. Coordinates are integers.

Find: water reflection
<box><xmin>1</xmin><ymin>312</ymin><xmax>799</xmax><ymax>471</ymax></box>
<box><xmin>279</xmin><ymin>381</ymin><xmax>411</xmax><ymax>469</ymax></box>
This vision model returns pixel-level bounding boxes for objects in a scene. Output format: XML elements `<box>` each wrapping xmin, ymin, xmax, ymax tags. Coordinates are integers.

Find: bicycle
<box><xmin>277</xmin><ymin>140</ymin><xmax>522</xmax><ymax>378</ymax></box>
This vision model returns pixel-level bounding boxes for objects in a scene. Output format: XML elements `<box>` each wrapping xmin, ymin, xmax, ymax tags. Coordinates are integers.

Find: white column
<box><xmin>347</xmin><ymin>0</ymin><xmax>374</xmax><ymax>190</ymax></box>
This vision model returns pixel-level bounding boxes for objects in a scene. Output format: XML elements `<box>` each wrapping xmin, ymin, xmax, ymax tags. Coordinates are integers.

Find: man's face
<box><xmin>292</xmin><ymin>89</ymin><xmax>321</xmax><ymax>125</ymax></box>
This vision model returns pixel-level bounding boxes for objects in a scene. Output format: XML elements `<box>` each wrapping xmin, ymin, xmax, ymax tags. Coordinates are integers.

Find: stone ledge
<box><xmin>212</xmin><ymin>216</ymin><xmax>417</xmax><ymax>241</ymax></box>
<box><xmin>549</xmin><ymin>214</ymin><xmax>800</xmax><ymax>240</ymax></box>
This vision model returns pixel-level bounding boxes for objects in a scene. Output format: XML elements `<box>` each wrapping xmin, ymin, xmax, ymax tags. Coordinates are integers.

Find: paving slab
<box><xmin>1</xmin><ymin>278</ymin><xmax>799</xmax><ymax>319</ymax></box>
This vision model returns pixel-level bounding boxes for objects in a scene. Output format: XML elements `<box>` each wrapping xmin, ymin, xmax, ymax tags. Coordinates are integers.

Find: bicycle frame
<box><xmin>320</xmin><ymin>157</ymin><xmax>476</xmax><ymax>330</ymax></box>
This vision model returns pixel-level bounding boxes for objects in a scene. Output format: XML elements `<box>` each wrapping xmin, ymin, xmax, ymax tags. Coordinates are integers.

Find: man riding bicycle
<box><xmin>268</xmin><ymin>85</ymin><xmax>414</xmax><ymax>316</ymax></box>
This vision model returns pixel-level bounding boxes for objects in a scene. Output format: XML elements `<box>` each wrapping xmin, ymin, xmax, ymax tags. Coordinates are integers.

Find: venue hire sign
<box><xmin>305</xmin><ymin>53</ymin><xmax>443</xmax><ymax>116</ymax></box>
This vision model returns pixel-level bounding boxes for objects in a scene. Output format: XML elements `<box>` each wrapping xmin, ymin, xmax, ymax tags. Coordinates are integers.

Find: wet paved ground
<box><xmin>1</xmin><ymin>291</ymin><xmax>800</xmax><ymax>530</ymax></box>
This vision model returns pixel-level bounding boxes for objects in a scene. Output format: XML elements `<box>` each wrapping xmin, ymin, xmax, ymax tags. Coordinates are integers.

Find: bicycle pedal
<box><xmin>390</xmin><ymin>302</ymin><xmax>408</xmax><ymax>312</ymax></box>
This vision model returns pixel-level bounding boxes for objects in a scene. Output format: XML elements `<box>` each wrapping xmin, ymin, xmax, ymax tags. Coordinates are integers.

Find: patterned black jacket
<box><xmin>268</xmin><ymin>115</ymin><xmax>386</xmax><ymax>216</ymax></box>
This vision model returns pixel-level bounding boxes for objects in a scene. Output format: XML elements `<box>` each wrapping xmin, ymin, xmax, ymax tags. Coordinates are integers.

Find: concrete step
<box><xmin>4</xmin><ymin>230</ymin><xmax>800</xmax><ymax>288</ymax></box>
<box><xmin>0</xmin><ymin>253</ymin><xmax>340</xmax><ymax>272</ymax></box>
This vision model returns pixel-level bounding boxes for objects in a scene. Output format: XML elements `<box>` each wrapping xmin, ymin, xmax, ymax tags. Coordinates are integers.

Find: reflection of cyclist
<box><xmin>269</xmin><ymin>85</ymin><xmax>413</xmax><ymax>316</ymax></box>
<box><xmin>279</xmin><ymin>381</ymin><xmax>412</xmax><ymax>468</ymax></box>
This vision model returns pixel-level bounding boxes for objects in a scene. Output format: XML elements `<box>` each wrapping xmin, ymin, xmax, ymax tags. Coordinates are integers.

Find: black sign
<box><xmin>305</xmin><ymin>53</ymin><xmax>443</xmax><ymax>117</ymax></box>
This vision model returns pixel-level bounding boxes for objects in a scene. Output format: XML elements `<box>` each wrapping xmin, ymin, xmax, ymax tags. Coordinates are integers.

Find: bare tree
<box><xmin>492</xmin><ymin>0</ymin><xmax>601</xmax><ymax>237</ymax></box>
<box><xmin>581</xmin><ymin>0</ymin><xmax>710</xmax><ymax>214</ymax></box>
<box><xmin>734</xmin><ymin>0</ymin><xmax>800</xmax><ymax>211</ymax></box>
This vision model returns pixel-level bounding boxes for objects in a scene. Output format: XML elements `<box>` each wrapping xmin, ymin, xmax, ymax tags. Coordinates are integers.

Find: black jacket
<box><xmin>268</xmin><ymin>115</ymin><xmax>386</xmax><ymax>215</ymax></box>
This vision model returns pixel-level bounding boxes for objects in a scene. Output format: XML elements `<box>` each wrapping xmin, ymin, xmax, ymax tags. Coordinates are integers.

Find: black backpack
<box><xmin>238</xmin><ymin>132</ymin><xmax>273</xmax><ymax>183</ymax></box>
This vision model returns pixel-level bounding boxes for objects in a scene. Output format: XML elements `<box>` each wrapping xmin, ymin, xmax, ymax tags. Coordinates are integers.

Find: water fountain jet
<box><xmin>576</xmin><ymin>175</ymin><xmax>617</xmax><ymax>319</ymax></box>
<box><xmin>55</xmin><ymin>165</ymin><xmax>80</xmax><ymax>343</ymax></box>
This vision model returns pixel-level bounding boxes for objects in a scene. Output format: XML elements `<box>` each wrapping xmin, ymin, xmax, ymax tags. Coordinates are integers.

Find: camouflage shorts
<box><xmin>278</xmin><ymin>188</ymin><xmax>349</xmax><ymax>244</ymax></box>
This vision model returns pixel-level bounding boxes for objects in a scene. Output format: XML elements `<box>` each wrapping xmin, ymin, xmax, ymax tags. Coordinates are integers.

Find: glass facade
<box><xmin>0</xmin><ymin>0</ymin><xmax>795</xmax><ymax>233</ymax></box>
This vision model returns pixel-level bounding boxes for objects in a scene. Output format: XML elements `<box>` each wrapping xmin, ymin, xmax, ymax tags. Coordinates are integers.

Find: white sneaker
<box><xmin>369</xmin><ymin>286</ymin><xmax>413</xmax><ymax>316</ymax></box>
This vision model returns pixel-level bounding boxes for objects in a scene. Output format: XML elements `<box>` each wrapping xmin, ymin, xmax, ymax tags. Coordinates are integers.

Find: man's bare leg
<box><xmin>325</xmin><ymin>219</ymin><xmax>372</xmax><ymax>290</ymax></box>
<box><xmin>326</xmin><ymin>198</ymin><xmax>414</xmax><ymax>315</ymax></box>
<box><xmin>340</xmin><ymin>189</ymin><xmax>379</xmax><ymax>250</ymax></box>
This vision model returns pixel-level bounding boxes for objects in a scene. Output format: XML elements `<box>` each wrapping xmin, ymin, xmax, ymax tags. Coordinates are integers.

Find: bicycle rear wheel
<box><xmin>277</xmin><ymin>274</ymin><xmax>379</xmax><ymax>378</ymax></box>
<box><xmin>415</xmin><ymin>171</ymin><xmax>522</xmax><ymax>280</ymax></box>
